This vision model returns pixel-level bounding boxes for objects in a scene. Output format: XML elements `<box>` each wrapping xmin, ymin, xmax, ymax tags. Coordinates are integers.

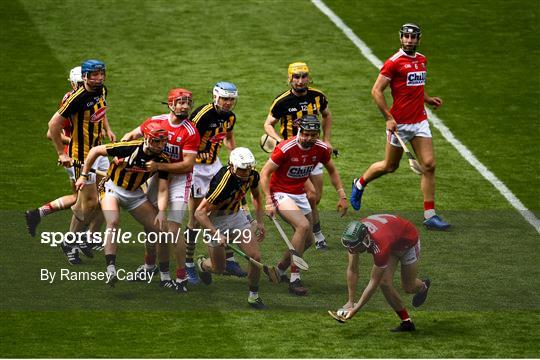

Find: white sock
<box><xmin>107</xmin><ymin>265</ymin><xmax>116</xmax><ymax>275</ymax></box>
<box><xmin>144</xmin><ymin>263</ymin><xmax>155</xmax><ymax>270</ymax></box>
<box><xmin>355</xmin><ymin>180</ymin><xmax>364</xmax><ymax>190</ymax></box>
<box><xmin>186</xmin><ymin>263</ymin><xmax>195</xmax><ymax>268</ymax></box>
<box><xmin>249</xmin><ymin>291</ymin><xmax>258</xmax><ymax>299</ymax></box>
<box><xmin>226</xmin><ymin>256</ymin><xmax>235</xmax><ymax>262</ymax></box>
<box><xmin>290</xmin><ymin>272</ymin><xmax>300</xmax><ymax>282</ymax></box>
<box><xmin>424</xmin><ymin>209</ymin><xmax>436</xmax><ymax>219</ymax></box>
<box><xmin>160</xmin><ymin>271</ymin><xmax>171</xmax><ymax>281</ymax></box>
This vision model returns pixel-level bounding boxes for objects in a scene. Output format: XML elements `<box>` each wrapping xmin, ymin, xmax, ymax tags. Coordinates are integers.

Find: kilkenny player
<box><xmin>47</xmin><ymin>60</ymin><xmax>114</xmax><ymax>264</ymax></box>
<box><xmin>75</xmin><ymin>122</ymin><xmax>171</xmax><ymax>287</ymax></box>
<box><xmin>185</xmin><ymin>82</ymin><xmax>245</xmax><ymax>283</ymax></box>
<box><xmin>194</xmin><ymin>148</ymin><xmax>267</xmax><ymax>309</ymax></box>
<box><xmin>264</xmin><ymin>62</ymin><xmax>334</xmax><ymax>250</ymax></box>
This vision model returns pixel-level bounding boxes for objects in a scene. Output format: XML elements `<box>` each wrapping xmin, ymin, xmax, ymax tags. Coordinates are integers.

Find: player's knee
<box><xmin>380</xmin><ymin>277</ymin><xmax>394</xmax><ymax>290</ymax></box>
<box><xmin>296</xmin><ymin>221</ymin><xmax>310</xmax><ymax>236</ymax></box>
<box><xmin>383</xmin><ymin>162</ymin><xmax>400</xmax><ymax>173</ymax></box>
<box><xmin>249</xmin><ymin>251</ymin><xmax>261</xmax><ymax>262</ymax></box>
<box><xmin>107</xmin><ymin>219</ymin><xmax>120</xmax><ymax>229</ymax></box>
<box><xmin>423</xmin><ymin>160</ymin><xmax>436</xmax><ymax>173</ymax></box>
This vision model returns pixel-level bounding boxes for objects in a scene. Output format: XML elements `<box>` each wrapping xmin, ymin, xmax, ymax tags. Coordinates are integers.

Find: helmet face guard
<box><xmin>399</xmin><ymin>23</ymin><xmax>421</xmax><ymax>54</ymax></box>
<box><xmin>213</xmin><ymin>82</ymin><xmax>238</xmax><ymax>113</ymax></box>
<box><xmin>288</xmin><ymin>62</ymin><xmax>310</xmax><ymax>93</ymax></box>
<box><xmin>81</xmin><ymin>59</ymin><xmax>106</xmax><ymax>91</ymax></box>
<box><xmin>167</xmin><ymin>88</ymin><xmax>193</xmax><ymax>119</ymax></box>
<box><xmin>297</xmin><ymin>115</ymin><xmax>320</xmax><ymax>149</ymax></box>
<box><xmin>341</xmin><ymin>221</ymin><xmax>371</xmax><ymax>251</ymax></box>
<box><xmin>142</xmin><ymin>122</ymin><xmax>168</xmax><ymax>154</ymax></box>
<box><xmin>229</xmin><ymin>147</ymin><xmax>255</xmax><ymax>181</ymax></box>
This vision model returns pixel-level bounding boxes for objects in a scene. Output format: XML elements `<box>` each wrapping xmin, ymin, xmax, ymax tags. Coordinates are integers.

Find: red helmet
<box><xmin>168</xmin><ymin>88</ymin><xmax>193</xmax><ymax>105</ymax></box>
<box><xmin>141</xmin><ymin>121</ymin><xmax>167</xmax><ymax>140</ymax></box>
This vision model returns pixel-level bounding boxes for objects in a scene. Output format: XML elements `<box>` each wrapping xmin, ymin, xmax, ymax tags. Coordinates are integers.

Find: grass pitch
<box><xmin>1</xmin><ymin>0</ymin><xmax>539</xmax><ymax>357</ymax></box>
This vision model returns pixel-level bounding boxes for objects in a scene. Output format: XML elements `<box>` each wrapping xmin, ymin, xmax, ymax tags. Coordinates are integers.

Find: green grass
<box><xmin>1</xmin><ymin>0</ymin><xmax>539</xmax><ymax>357</ymax></box>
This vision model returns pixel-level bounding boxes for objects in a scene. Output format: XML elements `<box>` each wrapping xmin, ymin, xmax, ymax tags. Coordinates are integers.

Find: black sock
<box><xmin>105</xmin><ymin>254</ymin><xmax>116</xmax><ymax>266</ymax></box>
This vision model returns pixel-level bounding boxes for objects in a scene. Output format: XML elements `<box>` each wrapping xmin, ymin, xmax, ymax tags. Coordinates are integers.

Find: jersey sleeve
<box><xmin>270</xmin><ymin>95</ymin><xmax>285</xmax><ymax>119</ymax></box>
<box><xmin>205</xmin><ymin>169</ymin><xmax>231</xmax><ymax>205</ymax></box>
<box><xmin>380</xmin><ymin>59</ymin><xmax>396</xmax><ymax>80</ymax></box>
<box><xmin>58</xmin><ymin>91</ymin><xmax>82</xmax><ymax>118</ymax></box>
<box><xmin>319</xmin><ymin>145</ymin><xmax>331</xmax><ymax>164</ymax></box>
<box><xmin>250</xmin><ymin>170</ymin><xmax>260</xmax><ymax>189</ymax></box>
<box><xmin>105</xmin><ymin>142</ymin><xmax>138</xmax><ymax>158</ymax></box>
<box><xmin>270</xmin><ymin>145</ymin><xmax>286</xmax><ymax>166</ymax></box>
<box><xmin>183</xmin><ymin>129</ymin><xmax>200</xmax><ymax>154</ymax></box>
<box><xmin>157</xmin><ymin>153</ymin><xmax>171</xmax><ymax>180</ymax></box>
<box><xmin>227</xmin><ymin>114</ymin><xmax>236</xmax><ymax>132</ymax></box>
<box><xmin>319</xmin><ymin>93</ymin><xmax>329</xmax><ymax>112</ymax></box>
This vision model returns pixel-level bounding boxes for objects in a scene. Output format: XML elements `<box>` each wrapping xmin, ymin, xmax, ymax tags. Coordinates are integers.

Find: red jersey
<box><xmin>380</xmin><ymin>49</ymin><xmax>428</xmax><ymax>124</ymax></box>
<box><xmin>140</xmin><ymin>114</ymin><xmax>200</xmax><ymax>163</ymax></box>
<box><xmin>361</xmin><ymin>214</ymin><xmax>418</xmax><ymax>268</ymax></box>
<box><xmin>60</xmin><ymin>90</ymin><xmax>74</xmax><ymax>154</ymax></box>
<box><xmin>269</xmin><ymin>137</ymin><xmax>331</xmax><ymax>194</ymax></box>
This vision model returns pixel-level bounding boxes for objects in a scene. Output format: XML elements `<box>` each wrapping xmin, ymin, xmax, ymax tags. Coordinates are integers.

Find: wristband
<box><xmin>80</xmin><ymin>173</ymin><xmax>90</xmax><ymax>180</ymax></box>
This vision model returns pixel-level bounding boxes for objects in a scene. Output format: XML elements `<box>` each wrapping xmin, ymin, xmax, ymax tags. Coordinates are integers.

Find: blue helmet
<box><xmin>81</xmin><ymin>59</ymin><xmax>106</xmax><ymax>76</ymax></box>
<box><xmin>212</xmin><ymin>81</ymin><xmax>238</xmax><ymax>113</ymax></box>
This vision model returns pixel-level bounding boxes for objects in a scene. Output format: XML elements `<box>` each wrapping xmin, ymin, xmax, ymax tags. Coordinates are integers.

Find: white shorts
<box><xmin>206</xmin><ymin>211</ymin><xmax>251</xmax><ymax>248</ymax></box>
<box><xmin>191</xmin><ymin>160</ymin><xmax>222</xmax><ymax>198</ymax></box>
<box><xmin>147</xmin><ymin>173</ymin><xmax>192</xmax><ymax>223</ymax></box>
<box><xmin>401</xmin><ymin>240</ymin><xmax>421</xmax><ymax>265</ymax></box>
<box><xmin>310</xmin><ymin>162</ymin><xmax>324</xmax><ymax>176</ymax></box>
<box><xmin>388</xmin><ymin>119</ymin><xmax>432</xmax><ymax>147</ymax></box>
<box><xmin>95</xmin><ymin>155</ymin><xmax>110</xmax><ymax>172</ymax></box>
<box><xmin>272</xmin><ymin>192</ymin><xmax>312</xmax><ymax>215</ymax></box>
<box><xmin>102</xmin><ymin>180</ymin><xmax>148</xmax><ymax>211</ymax></box>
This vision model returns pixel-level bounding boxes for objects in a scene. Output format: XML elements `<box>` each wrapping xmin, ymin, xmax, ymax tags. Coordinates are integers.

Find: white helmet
<box><xmin>69</xmin><ymin>66</ymin><xmax>83</xmax><ymax>85</ymax></box>
<box><xmin>213</xmin><ymin>82</ymin><xmax>238</xmax><ymax>113</ymax></box>
<box><xmin>229</xmin><ymin>147</ymin><xmax>256</xmax><ymax>179</ymax></box>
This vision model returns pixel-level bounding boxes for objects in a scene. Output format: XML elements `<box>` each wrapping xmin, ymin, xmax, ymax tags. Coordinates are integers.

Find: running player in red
<box><xmin>260</xmin><ymin>115</ymin><xmax>348</xmax><ymax>296</ymax></box>
<box><xmin>121</xmin><ymin>88</ymin><xmax>200</xmax><ymax>292</ymax></box>
<box><xmin>350</xmin><ymin>24</ymin><xmax>450</xmax><ymax>231</ymax></box>
<box><xmin>332</xmin><ymin>214</ymin><xmax>431</xmax><ymax>332</ymax></box>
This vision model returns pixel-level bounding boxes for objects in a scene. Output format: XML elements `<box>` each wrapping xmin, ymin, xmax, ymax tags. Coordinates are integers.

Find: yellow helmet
<box><xmin>287</xmin><ymin>62</ymin><xmax>309</xmax><ymax>82</ymax></box>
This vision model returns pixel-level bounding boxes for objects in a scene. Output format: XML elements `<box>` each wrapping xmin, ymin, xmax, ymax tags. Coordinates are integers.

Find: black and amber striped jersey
<box><xmin>269</xmin><ymin>87</ymin><xmax>328</xmax><ymax>140</ymax></box>
<box><xmin>105</xmin><ymin>140</ymin><xmax>170</xmax><ymax>191</ymax></box>
<box><xmin>205</xmin><ymin>166</ymin><xmax>259</xmax><ymax>215</ymax></box>
<box><xmin>189</xmin><ymin>103</ymin><xmax>235</xmax><ymax>165</ymax></box>
<box><xmin>58</xmin><ymin>86</ymin><xmax>108</xmax><ymax>162</ymax></box>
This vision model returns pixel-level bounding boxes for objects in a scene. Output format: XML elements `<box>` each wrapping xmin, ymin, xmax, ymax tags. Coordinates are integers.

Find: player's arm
<box><xmin>154</xmin><ymin>177</ymin><xmax>169</xmax><ymax>230</ymax></box>
<box><xmin>121</xmin><ymin>126</ymin><xmax>143</xmax><ymax>142</ymax></box>
<box><xmin>74</xmin><ymin>145</ymin><xmax>108</xmax><ymax>190</ymax></box>
<box><xmin>346</xmin><ymin>265</ymin><xmax>385</xmax><ymax>319</ymax></box>
<box><xmin>259</xmin><ymin>160</ymin><xmax>279</xmax><ymax>217</ymax></box>
<box><xmin>47</xmin><ymin>128</ymin><xmax>70</xmax><ymax>145</ymax></box>
<box><xmin>194</xmin><ymin>199</ymin><xmax>225</xmax><ymax>245</ymax></box>
<box><xmin>323</xmin><ymin>158</ymin><xmax>348</xmax><ymax>216</ymax></box>
<box><xmin>148</xmin><ymin>152</ymin><xmax>197</xmax><ymax>174</ymax></box>
<box><xmin>102</xmin><ymin>115</ymin><xmax>116</xmax><ymax>142</ymax></box>
<box><xmin>321</xmin><ymin>106</ymin><xmax>333</xmax><ymax>145</ymax></box>
<box><xmin>346</xmin><ymin>252</ymin><xmax>359</xmax><ymax>306</ymax></box>
<box><xmin>249</xmin><ymin>184</ymin><xmax>266</xmax><ymax>241</ymax></box>
<box><xmin>264</xmin><ymin>113</ymin><xmax>283</xmax><ymax>143</ymax></box>
<box><xmin>424</xmin><ymin>93</ymin><xmax>443</xmax><ymax>109</ymax></box>
<box><xmin>223</xmin><ymin>130</ymin><xmax>236</xmax><ymax>152</ymax></box>
<box><xmin>48</xmin><ymin>112</ymin><xmax>72</xmax><ymax>166</ymax></box>
<box><xmin>371</xmin><ymin>74</ymin><xmax>397</xmax><ymax>132</ymax></box>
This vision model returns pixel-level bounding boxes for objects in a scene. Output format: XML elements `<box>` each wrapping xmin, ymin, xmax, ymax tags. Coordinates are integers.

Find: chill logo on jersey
<box><xmin>407</xmin><ymin>71</ymin><xmax>426</xmax><ymax>86</ymax></box>
<box><xmin>90</xmin><ymin>106</ymin><xmax>107</xmax><ymax>122</ymax></box>
<box><xmin>287</xmin><ymin>165</ymin><xmax>314</xmax><ymax>178</ymax></box>
<box><xmin>165</xmin><ymin>143</ymin><xmax>180</xmax><ymax>160</ymax></box>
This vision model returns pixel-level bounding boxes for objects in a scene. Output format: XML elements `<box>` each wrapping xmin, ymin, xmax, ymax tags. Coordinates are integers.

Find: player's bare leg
<box><xmin>101</xmin><ymin>195</ymin><xmax>121</xmax><ymax>286</ymax></box>
<box><xmin>410</xmin><ymin>136</ymin><xmax>450</xmax><ymax>230</ymax></box>
<box><xmin>169</xmin><ymin>220</ymin><xmax>188</xmax><ymax>292</ymax></box>
<box><xmin>351</xmin><ymin>141</ymin><xmax>402</xmax><ymax>210</ymax></box>
<box><xmin>276</xmin><ymin>197</ymin><xmax>311</xmax><ymax>295</ymax></box>
<box><xmin>380</xmin><ymin>254</ymin><xmax>416</xmax><ymax>331</ymax></box>
<box><xmin>130</xmin><ymin>201</ymin><xmax>173</xmax><ymax>288</ymax></box>
<box><xmin>239</xmin><ymin>230</ymin><xmax>267</xmax><ymax>309</ymax></box>
<box><xmin>307</xmin><ymin>175</ymin><xmax>326</xmax><ymax>250</ymax></box>
<box><xmin>186</xmin><ymin>196</ymin><xmax>203</xmax><ymax>283</ymax></box>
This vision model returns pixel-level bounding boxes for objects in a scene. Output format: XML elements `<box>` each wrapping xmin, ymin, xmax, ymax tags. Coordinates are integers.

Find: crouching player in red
<box><xmin>260</xmin><ymin>115</ymin><xmax>348</xmax><ymax>296</ymax></box>
<box><xmin>194</xmin><ymin>147</ymin><xmax>267</xmax><ymax>309</ymax></box>
<box><xmin>75</xmin><ymin>122</ymin><xmax>171</xmax><ymax>287</ymax></box>
<box><xmin>333</xmin><ymin>214</ymin><xmax>431</xmax><ymax>331</ymax></box>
